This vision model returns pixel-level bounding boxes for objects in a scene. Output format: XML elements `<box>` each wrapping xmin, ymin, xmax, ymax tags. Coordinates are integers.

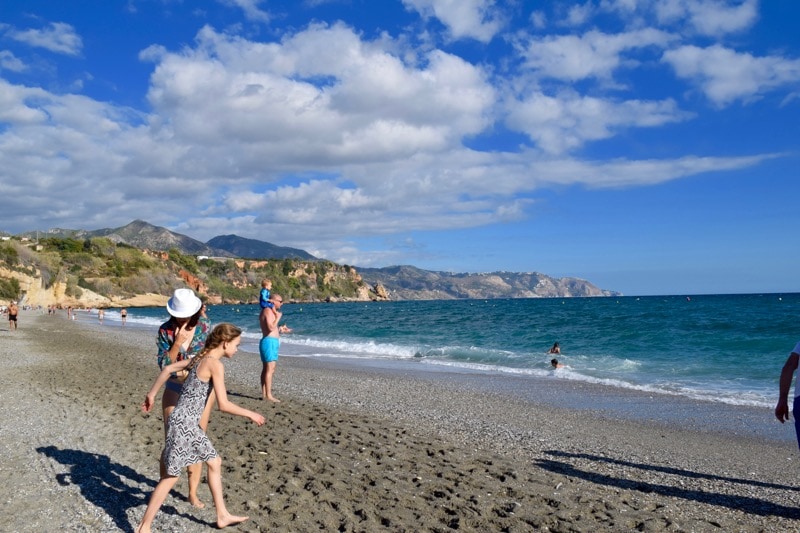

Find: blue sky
<box><xmin>1</xmin><ymin>1</ymin><xmax>798</xmax><ymax>296</ymax></box>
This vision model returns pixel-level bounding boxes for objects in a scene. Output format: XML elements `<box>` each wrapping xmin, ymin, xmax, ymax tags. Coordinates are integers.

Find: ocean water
<box><xmin>100</xmin><ymin>293</ymin><xmax>800</xmax><ymax>409</ymax></box>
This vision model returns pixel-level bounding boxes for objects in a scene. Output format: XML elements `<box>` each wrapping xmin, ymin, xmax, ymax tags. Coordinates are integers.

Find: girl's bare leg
<box><xmin>186</xmin><ymin>463</ymin><xmax>204</xmax><ymax>508</ymax></box>
<box><xmin>188</xmin><ymin>389</ymin><xmax>216</xmax><ymax>508</ymax></box>
<box><xmin>160</xmin><ymin>389</ymin><xmax>179</xmax><ymax>481</ymax></box>
<box><xmin>136</xmin><ymin>475</ymin><xmax>180</xmax><ymax>533</ymax></box>
<box><xmin>206</xmin><ymin>456</ymin><xmax>249</xmax><ymax>528</ymax></box>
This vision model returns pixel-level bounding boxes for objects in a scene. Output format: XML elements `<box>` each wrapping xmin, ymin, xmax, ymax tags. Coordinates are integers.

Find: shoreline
<box><xmin>1</xmin><ymin>311</ymin><xmax>799</xmax><ymax>531</ymax></box>
<box><xmin>79</xmin><ymin>298</ymin><xmax>790</xmax><ymax>412</ymax></box>
<box><xmin>69</xmin><ymin>306</ymin><xmax>792</xmax><ymax>443</ymax></box>
<box><xmin>270</xmin><ymin>352</ymin><xmax>789</xmax><ymax>444</ymax></box>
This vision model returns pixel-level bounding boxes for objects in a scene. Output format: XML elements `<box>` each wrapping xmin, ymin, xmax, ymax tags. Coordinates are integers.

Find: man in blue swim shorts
<box><xmin>259</xmin><ymin>337</ymin><xmax>279</xmax><ymax>363</ymax></box>
<box><xmin>775</xmin><ymin>341</ymin><xmax>800</xmax><ymax>448</ymax></box>
<box><xmin>259</xmin><ymin>294</ymin><xmax>283</xmax><ymax>402</ymax></box>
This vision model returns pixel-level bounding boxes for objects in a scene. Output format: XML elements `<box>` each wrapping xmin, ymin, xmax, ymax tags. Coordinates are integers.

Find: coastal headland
<box><xmin>0</xmin><ymin>221</ymin><xmax>618</xmax><ymax>310</ymax></box>
<box><xmin>1</xmin><ymin>310</ymin><xmax>798</xmax><ymax>531</ymax></box>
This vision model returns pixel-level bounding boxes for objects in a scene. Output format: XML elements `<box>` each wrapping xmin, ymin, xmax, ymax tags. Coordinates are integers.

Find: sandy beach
<box><xmin>1</xmin><ymin>310</ymin><xmax>800</xmax><ymax>532</ymax></box>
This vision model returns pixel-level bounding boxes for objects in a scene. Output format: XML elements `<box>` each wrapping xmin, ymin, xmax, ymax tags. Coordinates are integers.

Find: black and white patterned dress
<box><xmin>163</xmin><ymin>364</ymin><xmax>217</xmax><ymax>476</ymax></box>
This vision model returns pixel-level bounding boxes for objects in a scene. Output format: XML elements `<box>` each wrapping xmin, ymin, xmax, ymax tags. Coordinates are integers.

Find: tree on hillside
<box><xmin>0</xmin><ymin>278</ymin><xmax>20</xmax><ymax>300</ymax></box>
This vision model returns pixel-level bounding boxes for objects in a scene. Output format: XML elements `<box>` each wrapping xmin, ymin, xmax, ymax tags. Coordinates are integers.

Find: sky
<box><xmin>0</xmin><ymin>0</ymin><xmax>798</xmax><ymax>296</ymax></box>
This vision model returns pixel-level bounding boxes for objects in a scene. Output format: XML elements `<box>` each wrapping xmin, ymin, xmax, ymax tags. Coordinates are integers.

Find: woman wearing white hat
<box><xmin>155</xmin><ymin>287</ymin><xmax>212</xmax><ymax>508</ymax></box>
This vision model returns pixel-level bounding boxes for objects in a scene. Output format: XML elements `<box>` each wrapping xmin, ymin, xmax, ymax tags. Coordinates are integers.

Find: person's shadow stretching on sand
<box><xmin>37</xmin><ymin>446</ymin><xmax>206</xmax><ymax>532</ymax></box>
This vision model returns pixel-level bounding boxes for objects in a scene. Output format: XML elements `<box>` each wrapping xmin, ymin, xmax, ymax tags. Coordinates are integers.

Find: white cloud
<box><xmin>0</xmin><ymin>82</ymin><xmax>50</xmax><ymax>124</ymax></box>
<box><xmin>402</xmin><ymin>0</ymin><xmax>503</xmax><ymax>42</ymax></box>
<box><xmin>0</xmin><ymin>79</ymin><xmax>199</xmax><ymax>230</ymax></box>
<box><xmin>663</xmin><ymin>44</ymin><xmax>800</xmax><ymax>106</ymax></box>
<box><xmin>7</xmin><ymin>22</ymin><xmax>83</xmax><ymax>56</ymax></box>
<box><xmin>520</xmin><ymin>28</ymin><xmax>675</xmax><ymax>82</ymax></box>
<box><xmin>505</xmin><ymin>91</ymin><xmax>691</xmax><ymax>154</ymax></box>
<box><xmin>531</xmin><ymin>152</ymin><xmax>776</xmax><ymax>189</ymax></box>
<box><xmin>564</xmin><ymin>2</ymin><xmax>595</xmax><ymax>27</ymax></box>
<box><xmin>0</xmin><ymin>16</ymin><xmax>783</xmax><ymax>256</ymax></box>
<box><xmin>655</xmin><ymin>0</ymin><xmax>758</xmax><ymax>37</ymax></box>
<box><xmin>529</xmin><ymin>11</ymin><xmax>547</xmax><ymax>30</ymax></box>
<box><xmin>218</xmin><ymin>0</ymin><xmax>271</xmax><ymax>23</ymax></box>
<box><xmin>145</xmin><ymin>23</ymin><xmax>495</xmax><ymax>167</ymax></box>
<box><xmin>0</xmin><ymin>50</ymin><xmax>26</xmax><ymax>72</ymax></box>
<box><xmin>599</xmin><ymin>0</ymin><xmax>639</xmax><ymax>14</ymax></box>
<box><xmin>174</xmin><ymin>145</ymin><xmax>772</xmax><ymax>246</ymax></box>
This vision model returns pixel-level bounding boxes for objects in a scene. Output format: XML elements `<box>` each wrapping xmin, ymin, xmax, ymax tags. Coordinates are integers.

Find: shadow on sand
<box><xmin>539</xmin><ymin>450</ymin><xmax>800</xmax><ymax>519</ymax></box>
<box><xmin>37</xmin><ymin>446</ymin><xmax>208</xmax><ymax>532</ymax></box>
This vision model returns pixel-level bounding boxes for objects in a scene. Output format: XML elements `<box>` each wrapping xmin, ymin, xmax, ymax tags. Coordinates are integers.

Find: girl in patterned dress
<box><xmin>137</xmin><ymin>324</ymin><xmax>265</xmax><ymax>533</ymax></box>
<box><xmin>156</xmin><ymin>288</ymin><xmax>212</xmax><ymax>508</ymax></box>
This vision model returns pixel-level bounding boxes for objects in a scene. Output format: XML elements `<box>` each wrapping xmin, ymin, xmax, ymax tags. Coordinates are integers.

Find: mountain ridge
<box><xmin>15</xmin><ymin>220</ymin><xmax>621</xmax><ymax>299</ymax></box>
<box><xmin>207</xmin><ymin>234</ymin><xmax>316</xmax><ymax>261</ymax></box>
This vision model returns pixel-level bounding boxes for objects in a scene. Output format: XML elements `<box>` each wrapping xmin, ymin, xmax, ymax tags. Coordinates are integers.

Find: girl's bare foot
<box><xmin>189</xmin><ymin>496</ymin><xmax>206</xmax><ymax>509</ymax></box>
<box><xmin>267</xmin><ymin>396</ymin><xmax>281</xmax><ymax>403</ymax></box>
<box><xmin>135</xmin><ymin>525</ymin><xmax>151</xmax><ymax>533</ymax></box>
<box><xmin>217</xmin><ymin>514</ymin><xmax>249</xmax><ymax>528</ymax></box>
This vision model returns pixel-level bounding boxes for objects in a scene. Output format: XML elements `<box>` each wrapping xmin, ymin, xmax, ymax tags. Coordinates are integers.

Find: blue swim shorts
<box><xmin>259</xmin><ymin>337</ymin><xmax>280</xmax><ymax>363</ymax></box>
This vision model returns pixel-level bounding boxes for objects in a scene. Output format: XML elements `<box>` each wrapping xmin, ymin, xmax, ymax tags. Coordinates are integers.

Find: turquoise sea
<box><xmin>98</xmin><ymin>293</ymin><xmax>799</xmax><ymax>409</ymax></box>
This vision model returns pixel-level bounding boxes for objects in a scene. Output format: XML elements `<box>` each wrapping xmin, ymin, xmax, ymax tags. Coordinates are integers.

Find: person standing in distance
<box><xmin>259</xmin><ymin>294</ymin><xmax>283</xmax><ymax>402</ymax></box>
<box><xmin>775</xmin><ymin>341</ymin><xmax>800</xmax><ymax>449</ymax></box>
<box><xmin>8</xmin><ymin>300</ymin><xmax>18</xmax><ymax>331</ymax></box>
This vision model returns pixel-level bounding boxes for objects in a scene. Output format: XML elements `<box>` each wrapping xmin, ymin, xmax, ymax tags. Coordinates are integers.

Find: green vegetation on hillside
<box><xmin>0</xmin><ymin>237</ymin><xmax>372</xmax><ymax>304</ymax></box>
<box><xmin>0</xmin><ymin>277</ymin><xmax>20</xmax><ymax>300</ymax></box>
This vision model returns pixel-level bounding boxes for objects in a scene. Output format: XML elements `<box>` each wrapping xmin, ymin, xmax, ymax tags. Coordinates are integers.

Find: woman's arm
<box><xmin>157</xmin><ymin>324</ymin><xmax>189</xmax><ymax>367</ymax></box>
<box><xmin>207</xmin><ymin>360</ymin><xmax>265</xmax><ymax>426</ymax></box>
<box><xmin>776</xmin><ymin>352</ymin><xmax>799</xmax><ymax>422</ymax></box>
<box><xmin>142</xmin><ymin>359</ymin><xmax>192</xmax><ymax>412</ymax></box>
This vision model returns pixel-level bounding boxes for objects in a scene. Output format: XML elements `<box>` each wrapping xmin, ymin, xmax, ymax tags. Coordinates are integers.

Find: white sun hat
<box><xmin>166</xmin><ymin>288</ymin><xmax>202</xmax><ymax>318</ymax></box>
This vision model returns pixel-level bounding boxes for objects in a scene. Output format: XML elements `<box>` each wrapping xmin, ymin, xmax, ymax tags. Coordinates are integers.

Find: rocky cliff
<box><xmin>358</xmin><ymin>265</ymin><xmax>619</xmax><ymax>299</ymax></box>
<box><xmin>4</xmin><ymin>220</ymin><xmax>621</xmax><ymax>305</ymax></box>
<box><xmin>0</xmin><ymin>266</ymin><xmax>167</xmax><ymax>308</ymax></box>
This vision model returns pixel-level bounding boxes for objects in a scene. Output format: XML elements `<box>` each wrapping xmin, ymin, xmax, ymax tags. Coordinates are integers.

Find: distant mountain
<box><xmin>19</xmin><ymin>227</ymin><xmax>83</xmax><ymax>240</ymax></box>
<box><xmin>22</xmin><ymin>220</ymin><xmax>231</xmax><ymax>257</ymax></box>
<box><xmin>23</xmin><ymin>221</ymin><xmax>314</xmax><ymax>261</ymax></box>
<box><xmin>207</xmin><ymin>234</ymin><xmax>317</xmax><ymax>260</ymax></box>
<box><xmin>87</xmin><ymin>220</ymin><xmax>231</xmax><ymax>256</ymax></box>
<box><xmin>358</xmin><ymin>265</ymin><xmax>620</xmax><ymax>299</ymax></box>
<box><xmin>16</xmin><ymin>220</ymin><xmax>621</xmax><ymax>298</ymax></box>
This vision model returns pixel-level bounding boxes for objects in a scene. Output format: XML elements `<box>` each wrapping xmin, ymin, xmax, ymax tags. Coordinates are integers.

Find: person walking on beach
<box><xmin>8</xmin><ymin>300</ymin><xmax>18</xmax><ymax>331</ymax></box>
<box><xmin>259</xmin><ymin>293</ymin><xmax>283</xmax><ymax>402</ymax></box>
<box><xmin>138</xmin><ymin>323</ymin><xmax>265</xmax><ymax>533</ymax></box>
<box><xmin>120</xmin><ymin>308</ymin><xmax>127</xmax><ymax>326</ymax></box>
<box><xmin>156</xmin><ymin>288</ymin><xmax>212</xmax><ymax>508</ymax></box>
<box><xmin>774</xmin><ymin>341</ymin><xmax>800</xmax><ymax>447</ymax></box>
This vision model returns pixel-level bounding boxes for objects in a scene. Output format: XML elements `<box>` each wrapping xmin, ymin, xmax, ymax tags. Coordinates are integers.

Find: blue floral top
<box><xmin>156</xmin><ymin>316</ymin><xmax>211</xmax><ymax>369</ymax></box>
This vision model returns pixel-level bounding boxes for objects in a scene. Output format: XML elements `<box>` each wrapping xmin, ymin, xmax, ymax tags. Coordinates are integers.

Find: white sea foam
<box><xmin>105</xmin><ymin>297</ymin><xmax>787</xmax><ymax>411</ymax></box>
<box><xmin>281</xmin><ymin>337</ymin><xmax>419</xmax><ymax>359</ymax></box>
<box><xmin>418</xmin><ymin>358</ymin><xmax>772</xmax><ymax>408</ymax></box>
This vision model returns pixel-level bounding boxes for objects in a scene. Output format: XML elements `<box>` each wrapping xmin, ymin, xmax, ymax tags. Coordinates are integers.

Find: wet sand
<box><xmin>1</xmin><ymin>310</ymin><xmax>799</xmax><ymax>532</ymax></box>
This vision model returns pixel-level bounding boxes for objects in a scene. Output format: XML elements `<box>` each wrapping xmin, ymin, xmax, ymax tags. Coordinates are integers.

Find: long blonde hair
<box><xmin>187</xmin><ymin>323</ymin><xmax>242</xmax><ymax>370</ymax></box>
